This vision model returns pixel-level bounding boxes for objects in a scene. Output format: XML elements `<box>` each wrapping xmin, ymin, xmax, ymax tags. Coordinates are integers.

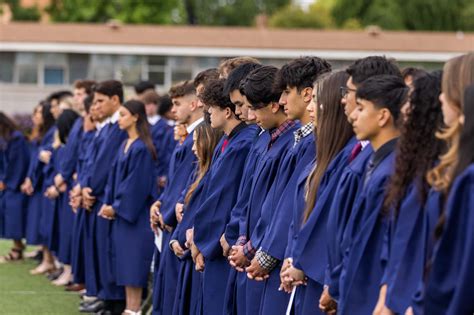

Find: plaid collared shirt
<box><xmin>243</xmin><ymin>240</ymin><xmax>257</xmax><ymax>261</ymax></box>
<box><xmin>256</xmin><ymin>248</ymin><xmax>279</xmax><ymax>271</ymax></box>
<box><xmin>293</xmin><ymin>122</ymin><xmax>314</xmax><ymax>146</ymax></box>
<box><xmin>269</xmin><ymin>120</ymin><xmax>296</xmax><ymax>148</ymax></box>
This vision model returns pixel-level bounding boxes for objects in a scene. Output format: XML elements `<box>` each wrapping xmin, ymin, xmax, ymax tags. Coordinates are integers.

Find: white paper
<box><xmin>286</xmin><ymin>286</ymin><xmax>297</xmax><ymax>315</ymax></box>
<box><xmin>154</xmin><ymin>229</ymin><xmax>163</xmax><ymax>252</ymax></box>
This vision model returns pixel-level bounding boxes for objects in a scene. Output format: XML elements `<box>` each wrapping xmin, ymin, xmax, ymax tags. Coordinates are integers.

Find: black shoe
<box><xmin>103</xmin><ymin>300</ymin><xmax>126</xmax><ymax>315</ymax></box>
<box><xmin>47</xmin><ymin>268</ymin><xmax>64</xmax><ymax>281</ymax></box>
<box><xmin>79</xmin><ymin>299</ymin><xmax>104</xmax><ymax>313</ymax></box>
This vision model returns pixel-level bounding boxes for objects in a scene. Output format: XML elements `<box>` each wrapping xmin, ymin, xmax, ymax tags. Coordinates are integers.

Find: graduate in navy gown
<box><xmin>319</xmin><ymin>56</ymin><xmax>402</xmax><ymax>314</ymax></box>
<box><xmin>336</xmin><ymin>75</ymin><xmax>408</xmax><ymax>315</ymax></box>
<box><xmin>80</xmin><ymin>80</ymin><xmax>128</xmax><ymax>313</ymax></box>
<box><xmin>371</xmin><ymin>72</ymin><xmax>444</xmax><ymax>315</ymax></box>
<box><xmin>218</xmin><ymin>62</ymin><xmax>267</xmax><ymax>315</ymax></box>
<box><xmin>98</xmin><ymin>100</ymin><xmax>157</xmax><ymax>315</ymax></box>
<box><xmin>0</xmin><ymin>112</ymin><xmax>30</xmax><ymax>262</ymax></box>
<box><xmin>279</xmin><ymin>71</ymin><xmax>355</xmax><ymax>315</ymax></box>
<box><xmin>227</xmin><ymin>66</ymin><xmax>298</xmax><ymax>315</ymax></box>
<box><xmin>70</xmin><ymin>95</ymin><xmax>97</xmax><ymax>289</ymax></box>
<box><xmin>23</xmin><ymin>104</ymin><xmax>53</xmax><ymax>248</ymax></box>
<box><xmin>243</xmin><ymin>57</ymin><xmax>330</xmax><ymax>315</ymax></box>
<box><xmin>23</xmin><ymin>104</ymin><xmax>58</xmax><ymax>275</ymax></box>
<box><xmin>44</xmin><ymin>110</ymin><xmax>80</xmax><ymax>287</ymax></box>
<box><xmin>149</xmin><ymin>81</ymin><xmax>203</xmax><ymax>315</ymax></box>
<box><xmin>171</xmin><ymin>122</ymin><xmax>223</xmax><ymax>315</ymax></box>
<box><xmin>191</xmin><ymin>78</ymin><xmax>254</xmax><ymax>315</ymax></box>
<box><xmin>423</xmin><ymin>55</ymin><xmax>474</xmax><ymax>315</ymax></box>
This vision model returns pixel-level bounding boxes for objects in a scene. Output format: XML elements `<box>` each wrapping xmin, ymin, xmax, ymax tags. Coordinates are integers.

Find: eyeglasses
<box><xmin>340</xmin><ymin>86</ymin><xmax>357</xmax><ymax>98</ymax></box>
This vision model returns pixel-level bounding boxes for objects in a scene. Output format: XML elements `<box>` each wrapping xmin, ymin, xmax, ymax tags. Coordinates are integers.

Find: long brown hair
<box><xmin>383</xmin><ymin>71</ymin><xmax>444</xmax><ymax>216</ymax></box>
<box><xmin>184</xmin><ymin>122</ymin><xmax>223</xmax><ymax>204</ymax></box>
<box><xmin>427</xmin><ymin>53</ymin><xmax>474</xmax><ymax>193</ymax></box>
<box><xmin>122</xmin><ymin>100</ymin><xmax>157</xmax><ymax>160</ymax></box>
<box><xmin>303</xmin><ymin>71</ymin><xmax>354</xmax><ymax>222</ymax></box>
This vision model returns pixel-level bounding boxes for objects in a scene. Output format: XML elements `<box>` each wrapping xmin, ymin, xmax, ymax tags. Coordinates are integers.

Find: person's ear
<box><xmin>302</xmin><ymin>87</ymin><xmax>313</xmax><ymax>103</ymax></box>
<box><xmin>270</xmin><ymin>102</ymin><xmax>280</xmax><ymax>114</ymax></box>
<box><xmin>225</xmin><ymin>107</ymin><xmax>233</xmax><ymax>119</ymax></box>
<box><xmin>190</xmin><ymin>99</ymin><xmax>199</xmax><ymax>112</ymax></box>
<box><xmin>378</xmin><ymin>108</ymin><xmax>392</xmax><ymax>128</ymax></box>
<box><xmin>111</xmin><ymin>95</ymin><xmax>120</xmax><ymax>106</ymax></box>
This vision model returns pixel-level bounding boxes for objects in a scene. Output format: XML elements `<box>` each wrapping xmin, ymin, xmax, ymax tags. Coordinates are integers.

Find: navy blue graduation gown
<box><xmin>338</xmin><ymin>150</ymin><xmax>396</xmax><ymax>315</ymax></box>
<box><xmin>55</xmin><ymin>146</ymin><xmax>76</xmax><ymax>265</ymax></box>
<box><xmin>290</xmin><ymin>137</ymin><xmax>356</xmax><ymax>315</ymax></box>
<box><xmin>59</xmin><ymin>117</ymin><xmax>83</xmax><ymax>182</ymax></box>
<box><xmin>0</xmin><ymin>131</ymin><xmax>30</xmax><ymax>240</ymax></box>
<box><xmin>82</xmin><ymin>121</ymin><xmax>127</xmax><ymax>300</ymax></box>
<box><xmin>255</xmin><ymin>133</ymin><xmax>317</xmax><ymax>315</ymax></box>
<box><xmin>24</xmin><ymin>139</ymin><xmax>44</xmax><ymax>245</ymax></box>
<box><xmin>153</xmin><ymin>131</ymin><xmax>197</xmax><ymax>315</ymax></box>
<box><xmin>193</xmin><ymin>125</ymin><xmax>254</xmax><ymax>315</ymax></box>
<box><xmin>172</xmin><ymin>170</ymin><xmax>211</xmax><ymax>315</ymax></box>
<box><xmin>151</xmin><ymin>118</ymin><xmax>176</xmax><ymax>195</ymax></box>
<box><xmin>424</xmin><ymin>164</ymin><xmax>474</xmax><ymax>315</ymax></box>
<box><xmin>105</xmin><ymin>139</ymin><xmax>156</xmax><ymax>287</ymax></box>
<box><xmin>324</xmin><ymin>144</ymin><xmax>373</xmax><ymax>300</ymax></box>
<box><xmin>71</xmin><ymin>129</ymin><xmax>95</xmax><ymax>285</ymax></box>
<box><xmin>41</xmin><ymin>146</ymin><xmax>61</xmax><ymax>253</ymax></box>
<box><xmin>241</xmin><ymin>124</ymin><xmax>298</xmax><ymax>315</ymax></box>
<box><xmin>383</xmin><ymin>184</ymin><xmax>441</xmax><ymax>314</ymax></box>
<box><xmin>222</xmin><ymin>125</ymin><xmax>267</xmax><ymax>315</ymax></box>
<box><xmin>26</xmin><ymin>127</ymin><xmax>55</xmax><ymax>245</ymax></box>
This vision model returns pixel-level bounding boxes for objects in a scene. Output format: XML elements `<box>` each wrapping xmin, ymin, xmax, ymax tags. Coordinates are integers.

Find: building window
<box><xmin>147</xmin><ymin>55</ymin><xmax>167</xmax><ymax>86</ymax></box>
<box><xmin>90</xmin><ymin>54</ymin><xmax>115</xmax><ymax>81</ymax></box>
<box><xmin>44</xmin><ymin>67</ymin><xmax>65</xmax><ymax>85</ymax></box>
<box><xmin>68</xmin><ymin>54</ymin><xmax>90</xmax><ymax>83</ymax></box>
<box><xmin>15</xmin><ymin>52</ymin><xmax>38</xmax><ymax>84</ymax></box>
<box><xmin>116</xmin><ymin>55</ymin><xmax>142</xmax><ymax>85</ymax></box>
<box><xmin>0</xmin><ymin>52</ymin><xmax>14</xmax><ymax>83</ymax></box>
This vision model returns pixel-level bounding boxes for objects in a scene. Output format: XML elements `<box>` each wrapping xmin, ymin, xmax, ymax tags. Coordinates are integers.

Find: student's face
<box><xmin>171</xmin><ymin>96</ymin><xmax>194</xmax><ymax>124</ymax></box>
<box><xmin>307</xmin><ymin>84</ymin><xmax>318</xmax><ymax>122</ymax></box>
<box><xmin>94</xmin><ymin>92</ymin><xmax>118</xmax><ymax>118</ymax></box>
<box><xmin>50</xmin><ymin>102</ymin><xmax>62</xmax><ymax>119</ymax></box>
<box><xmin>341</xmin><ymin>77</ymin><xmax>358</xmax><ymax>123</ymax></box>
<box><xmin>118</xmin><ymin>106</ymin><xmax>137</xmax><ymax>131</ymax></box>
<box><xmin>247</xmin><ymin>107</ymin><xmax>257</xmax><ymax>123</ymax></box>
<box><xmin>208</xmin><ymin>105</ymin><xmax>228</xmax><ymax>130</ymax></box>
<box><xmin>439</xmin><ymin>92</ymin><xmax>461</xmax><ymax>127</ymax></box>
<box><xmin>351</xmin><ymin>98</ymin><xmax>382</xmax><ymax>141</ymax></box>
<box><xmin>280</xmin><ymin>86</ymin><xmax>311</xmax><ymax>121</ymax></box>
<box><xmin>74</xmin><ymin>88</ymin><xmax>87</xmax><ymax>106</ymax></box>
<box><xmin>32</xmin><ymin>106</ymin><xmax>42</xmax><ymax>126</ymax></box>
<box><xmin>254</xmin><ymin>104</ymin><xmax>277</xmax><ymax>130</ymax></box>
<box><xmin>192</xmin><ymin>131</ymin><xmax>199</xmax><ymax>158</ymax></box>
<box><xmin>196</xmin><ymin>84</ymin><xmax>206</xmax><ymax>112</ymax></box>
<box><xmin>145</xmin><ymin>103</ymin><xmax>158</xmax><ymax>117</ymax></box>
<box><xmin>230</xmin><ymin>90</ymin><xmax>250</xmax><ymax>123</ymax></box>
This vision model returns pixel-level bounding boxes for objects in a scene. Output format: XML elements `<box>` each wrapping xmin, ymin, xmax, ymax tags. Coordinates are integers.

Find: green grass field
<box><xmin>0</xmin><ymin>240</ymin><xmax>82</xmax><ymax>315</ymax></box>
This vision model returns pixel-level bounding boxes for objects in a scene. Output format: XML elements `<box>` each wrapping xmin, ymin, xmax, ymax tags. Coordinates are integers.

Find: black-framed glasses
<box><xmin>340</xmin><ymin>86</ymin><xmax>357</xmax><ymax>97</ymax></box>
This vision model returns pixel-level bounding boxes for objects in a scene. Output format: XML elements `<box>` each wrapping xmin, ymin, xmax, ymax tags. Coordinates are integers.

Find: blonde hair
<box><xmin>427</xmin><ymin>53</ymin><xmax>474</xmax><ymax>192</ymax></box>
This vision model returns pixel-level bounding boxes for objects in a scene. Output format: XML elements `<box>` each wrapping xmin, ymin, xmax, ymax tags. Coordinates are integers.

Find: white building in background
<box><xmin>0</xmin><ymin>22</ymin><xmax>472</xmax><ymax>114</ymax></box>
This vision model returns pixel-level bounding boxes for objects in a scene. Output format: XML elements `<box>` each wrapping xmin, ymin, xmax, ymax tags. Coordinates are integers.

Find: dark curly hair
<box><xmin>274</xmin><ymin>56</ymin><xmax>332</xmax><ymax>92</ymax></box>
<box><xmin>383</xmin><ymin>71</ymin><xmax>445</xmax><ymax>216</ymax></box>
<box><xmin>200</xmin><ymin>79</ymin><xmax>236</xmax><ymax>113</ymax></box>
<box><xmin>240</xmin><ymin>65</ymin><xmax>280</xmax><ymax>109</ymax></box>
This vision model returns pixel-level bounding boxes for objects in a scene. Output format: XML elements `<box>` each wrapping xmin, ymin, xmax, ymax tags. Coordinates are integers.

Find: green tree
<box><xmin>184</xmin><ymin>0</ymin><xmax>290</xmax><ymax>26</ymax></box>
<box><xmin>46</xmin><ymin>0</ymin><xmax>182</xmax><ymax>24</ymax></box>
<box><xmin>0</xmin><ymin>0</ymin><xmax>41</xmax><ymax>21</ymax></box>
<box><xmin>269</xmin><ymin>2</ymin><xmax>334</xmax><ymax>29</ymax></box>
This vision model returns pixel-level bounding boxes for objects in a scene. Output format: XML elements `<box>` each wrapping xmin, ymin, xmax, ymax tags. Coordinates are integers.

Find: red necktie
<box><xmin>221</xmin><ymin>138</ymin><xmax>229</xmax><ymax>153</ymax></box>
<box><xmin>349</xmin><ymin>142</ymin><xmax>363</xmax><ymax>162</ymax></box>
